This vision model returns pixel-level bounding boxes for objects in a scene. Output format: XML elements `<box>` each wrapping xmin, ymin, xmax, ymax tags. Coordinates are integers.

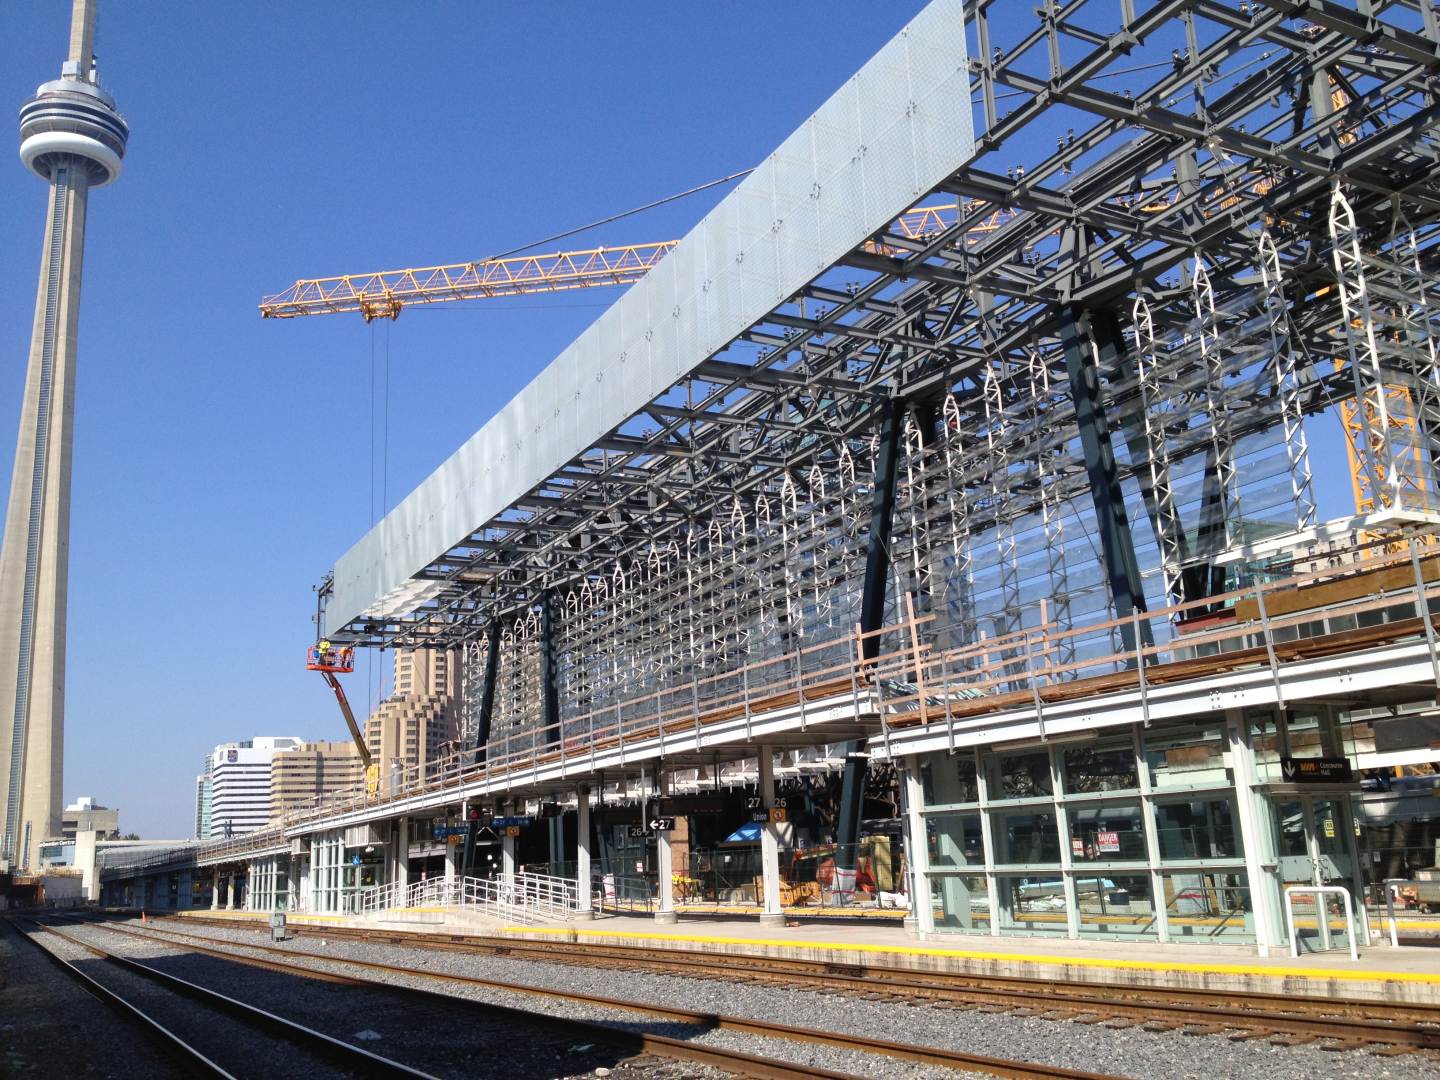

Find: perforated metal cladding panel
<box><xmin>330</xmin><ymin>0</ymin><xmax>973</xmax><ymax>632</ymax></box>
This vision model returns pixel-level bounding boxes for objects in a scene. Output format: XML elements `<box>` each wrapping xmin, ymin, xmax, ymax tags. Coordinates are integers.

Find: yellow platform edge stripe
<box><xmin>168</xmin><ymin>908</ymin><xmax>1440</xmax><ymax>985</ymax></box>
<box><xmin>499</xmin><ymin>924</ymin><xmax>1440</xmax><ymax>984</ymax></box>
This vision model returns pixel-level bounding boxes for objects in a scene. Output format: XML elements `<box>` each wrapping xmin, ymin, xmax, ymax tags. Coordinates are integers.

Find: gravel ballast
<box><xmin>120</xmin><ymin>915</ymin><xmax>1436</xmax><ymax>1080</ymax></box>
<box><xmin>0</xmin><ymin>920</ymin><xmax>187</xmax><ymax>1080</ymax></box>
<box><xmin>60</xmin><ymin>919</ymin><xmax>923</xmax><ymax>1079</ymax></box>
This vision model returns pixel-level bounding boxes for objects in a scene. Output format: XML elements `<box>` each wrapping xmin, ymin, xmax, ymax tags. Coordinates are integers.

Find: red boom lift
<box><xmin>306</xmin><ymin>643</ymin><xmax>380</xmax><ymax>795</ymax></box>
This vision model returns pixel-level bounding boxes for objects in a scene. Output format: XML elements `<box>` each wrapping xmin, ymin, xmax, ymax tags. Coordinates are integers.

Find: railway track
<box><xmin>158</xmin><ymin>913</ymin><xmax>1440</xmax><ymax>1057</ymax></box>
<box><xmin>7</xmin><ymin>917</ymin><xmax>436</xmax><ymax>1078</ymax></box>
<box><xmin>54</xmin><ymin>914</ymin><xmax>1123</xmax><ymax>1080</ymax></box>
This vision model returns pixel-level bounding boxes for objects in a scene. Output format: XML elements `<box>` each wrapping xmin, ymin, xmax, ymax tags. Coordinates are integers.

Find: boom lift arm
<box><xmin>306</xmin><ymin>644</ymin><xmax>372</xmax><ymax>768</ymax></box>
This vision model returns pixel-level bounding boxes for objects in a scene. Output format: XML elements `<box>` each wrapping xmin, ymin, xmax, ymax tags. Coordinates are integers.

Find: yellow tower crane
<box><xmin>258</xmin><ymin>202</ymin><xmax>995</xmax><ymax>322</ymax></box>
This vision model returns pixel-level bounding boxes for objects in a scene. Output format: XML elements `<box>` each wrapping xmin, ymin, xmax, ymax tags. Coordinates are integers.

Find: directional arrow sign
<box><xmin>648</xmin><ymin>817</ymin><xmax>676</xmax><ymax>832</ymax></box>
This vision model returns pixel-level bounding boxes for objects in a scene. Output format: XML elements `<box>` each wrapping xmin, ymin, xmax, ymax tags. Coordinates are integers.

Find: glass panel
<box><xmin>995</xmin><ymin>749</ymin><xmax>1053</xmax><ymax>799</ymax></box>
<box><xmin>922</xmin><ymin>753</ymin><xmax>979</xmax><ymax>805</ymax></box>
<box><xmin>1068</xmin><ymin>802</ymin><xmax>1146</xmax><ymax>861</ymax></box>
<box><xmin>1250</xmin><ymin>713</ymin><xmax>1284</xmax><ymax>782</ymax></box>
<box><xmin>927</xmin><ymin>812</ymin><xmax>985</xmax><ymax>868</ymax></box>
<box><xmin>1162</xmin><ymin>871</ymin><xmax>1254</xmax><ymax>941</ymax></box>
<box><xmin>1062</xmin><ymin>737</ymin><xmax>1138</xmax><ymax>794</ymax></box>
<box><xmin>1154</xmin><ymin>797</ymin><xmax>1243</xmax><ymax>860</ymax></box>
<box><xmin>1075</xmin><ymin>873</ymin><xmax>1158</xmax><ymax>937</ymax></box>
<box><xmin>1284</xmin><ymin>709</ymin><xmax>1329</xmax><ymax>759</ymax></box>
<box><xmin>996</xmin><ymin>874</ymin><xmax>1068</xmax><ymax>934</ymax></box>
<box><xmin>1145</xmin><ymin>720</ymin><xmax>1232</xmax><ymax>789</ymax></box>
<box><xmin>994</xmin><ymin>809</ymin><xmax>1060</xmax><ymax>864</ymax></box>
<box><xmin>930</xmin><ymin>872</ymin><xmax>989</xmax><ymax>931</ymax></box>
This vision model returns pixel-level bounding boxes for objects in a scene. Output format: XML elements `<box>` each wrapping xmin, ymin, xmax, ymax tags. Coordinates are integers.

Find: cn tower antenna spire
<box><xmin>68</xmin><ymin>0</ymin><xmax>96</xmax><ymax>72</ymax></box>
<box><xmin>0</xmin><ymin>0</ymin><xmax>127</xmax><ymax>870</ymax></box>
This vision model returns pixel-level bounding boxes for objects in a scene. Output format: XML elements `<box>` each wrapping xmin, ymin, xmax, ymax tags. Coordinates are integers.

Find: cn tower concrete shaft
<box><xmin>0</xmin><ymin>0</ymin><xmax>125</xmax><ymax>869</ymax></box>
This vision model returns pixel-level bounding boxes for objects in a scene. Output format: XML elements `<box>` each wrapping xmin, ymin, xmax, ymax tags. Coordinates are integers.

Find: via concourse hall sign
<box><xmin>1279</xmin><ymin>756</ymin><xmax>1355</xmax><ymax>784</ymax></box>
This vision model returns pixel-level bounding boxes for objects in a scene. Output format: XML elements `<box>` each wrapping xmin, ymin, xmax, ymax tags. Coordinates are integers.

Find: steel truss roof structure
<box><xmin>322</xmin><ymin>0</ymin><xmax>1440</xmax><ymax>702</ymax></box>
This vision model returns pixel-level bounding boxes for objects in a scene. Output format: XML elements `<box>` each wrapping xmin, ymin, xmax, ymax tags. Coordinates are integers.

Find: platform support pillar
<box><xmin>225</xmin><ymin>874</ymin><xmax>235</xmax><ymax>910</ymax></box>
<box><xmin>1227</xmin><ymin>708</ymin><xmax>1281</xmax><ymax>955</ymax></box>
<box><xmin>654</xmin><ymin>768</ymin><xmax>677</xmax><ymax>924</ymax></box>
<box><xmin>902</xmin><ymin>756</ymin><xmax>932</xmax><ymax>934</ymax></box>
<box><xmin>210</xmin><ymin>873</ymin><xmax>219</xmax><ymax>910</ymax></box>
<box><xmin>177</xmin><ymin>869</ymin><xmax>192</xmax><ymax>911</ymax></box>
<box><xmin>395</xmin><ymin>815</ymin><xmax>410</xmax><ymax>889</ymax></box>
<box><xmin>758</xmin><ymin>747</ymin><xmax>784</xmax><ymax>926</ymax></box>
<box><xmin>501</xmin><ymin>804</ymin><xmax>517</xmax><ymax>890</ymax></box>
<box><xmin>444</xmin><ymin>827</ymin><xmax>458</xmax><ymax>887</ymax></box>
<box><xmin>575</xmin><ymin>784</ymin><xmax>593</xmax><ymax>920</ymax></box>
<box><xmin>286</xmin><ymin>855</ymin><xmax>300</xmax><ymax>912</ymax></box>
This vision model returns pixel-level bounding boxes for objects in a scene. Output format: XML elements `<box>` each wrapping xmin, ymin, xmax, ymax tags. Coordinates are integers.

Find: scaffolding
<box><xmin>304</xmin><ymin>0</ymin><xmax>1440</xmax><ymax>759</ymax></box>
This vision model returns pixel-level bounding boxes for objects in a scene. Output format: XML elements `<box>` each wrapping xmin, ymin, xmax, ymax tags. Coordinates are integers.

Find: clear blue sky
<box><xmin>0</xmin><ymin>2</ymin><xmax>938</xmax><ymax>839</ymax></box>
<box><xmin>1</xmin><ymin>4</ymin><xmax>1356</xmax><ymax>840</ymax></box>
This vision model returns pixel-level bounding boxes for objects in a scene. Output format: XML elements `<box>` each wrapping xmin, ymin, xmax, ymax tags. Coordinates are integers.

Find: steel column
<box><xmin>1060</xmin><ymin>307</ymin><xmax>1150</xmax><ymax>649</ymax></box>
<box><xmin>838</xmin><ymin>397</ymin><xmax>903</xmax><ymax>868</ymax></box>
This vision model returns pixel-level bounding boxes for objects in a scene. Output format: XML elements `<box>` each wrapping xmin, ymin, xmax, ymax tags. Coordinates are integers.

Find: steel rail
<box><xmin>156</xmin><ymin>915</ymin><xmax>1440</xmax><ymax>1054</ymax></box>
<box><xmin>73</xmin><ymin>916</ymin><xmax>1121</xmax><ymax>1080</ymax></box>
<box><xmin>16</xmin><ymin>918</ymin><xmax>437</xmax><ymax>1079</ymax></box>
<box><xmin>3</xmin><ymin>918</ymin><xmax>236</xmax><ymax>1079</ymax></box>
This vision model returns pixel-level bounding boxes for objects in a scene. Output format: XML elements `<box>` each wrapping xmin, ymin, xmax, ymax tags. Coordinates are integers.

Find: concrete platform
<box><xmin>167</xmin><ymin>907</ymin><xmax>1440</xmax><ymax>1004</ymax></box>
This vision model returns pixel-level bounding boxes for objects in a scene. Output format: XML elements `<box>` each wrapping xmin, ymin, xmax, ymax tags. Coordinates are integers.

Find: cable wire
<box><xmin>484</xmin><ymin>170</ymin><xmax>752</xmax><ymax>262</ymax></box>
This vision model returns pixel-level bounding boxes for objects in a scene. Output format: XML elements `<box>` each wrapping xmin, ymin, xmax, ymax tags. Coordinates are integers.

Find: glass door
<box><xmin>1269</xmin><ymin>794</ymin><xmax>1363</xmax><ymax>952</ymax></box>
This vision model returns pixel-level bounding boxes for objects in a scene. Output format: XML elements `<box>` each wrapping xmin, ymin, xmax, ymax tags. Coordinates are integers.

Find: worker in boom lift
<box><xmin>316</xmin><ymin>639</ymin><xmax>333</xmax><ymax>666</ymax></box>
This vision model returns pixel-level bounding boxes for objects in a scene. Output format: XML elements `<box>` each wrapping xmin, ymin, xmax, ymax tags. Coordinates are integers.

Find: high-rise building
<box><xmin>60</xmin><ymin>795</ymin><xmax>117</xmax><ymax>840</ymax></box>
<box><xmin>0</xmin><ymin>0</ymin><xmax>128</xmax><ymax>869</ymax></box>
<box><xmin>365</xmin><ymin>649</ymin><xmax>459</xmax><ymax>775</ymax></box>
<box><xmin>270</xmin><ymin>739</ymin><xmax>364</xmax><ymax>820</ymax></box>
<box><xmin>207</xmin><ymin>737</ymin><xmax>301</xmax><ymax>839</ymax></box>
<box><xmin>193</xmin><ymin>755</ymin><xmax>212</xmax><ymax>841</ymax></box>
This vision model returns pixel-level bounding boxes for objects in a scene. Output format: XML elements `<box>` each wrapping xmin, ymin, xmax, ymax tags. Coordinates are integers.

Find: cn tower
<box><xmin>0</xmin><ymin>0</ymin><xmax>126</xmax><ymax>869</ymax></box>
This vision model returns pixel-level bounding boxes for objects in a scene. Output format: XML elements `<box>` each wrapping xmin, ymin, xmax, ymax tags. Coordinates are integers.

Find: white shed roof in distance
<box><xmin>329</xmin><ymin>0</ymin><xmax>974</xmax><ymax>633</ymax></box>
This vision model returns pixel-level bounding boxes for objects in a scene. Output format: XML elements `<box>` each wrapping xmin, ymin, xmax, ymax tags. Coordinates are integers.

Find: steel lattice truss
<box><xmin>326</xmin><ymin>0</ymin><xmax>1440</xmax><ymax>744</ymax></box>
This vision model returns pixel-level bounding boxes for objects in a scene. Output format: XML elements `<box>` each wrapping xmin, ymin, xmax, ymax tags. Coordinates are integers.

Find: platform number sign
<box><xmin>505</xmin><ymin>826</ymin><xmax>521</xmax><ymax>838</ymax></box>
<box><xmin>747</xmin><ymin>796</ymin><xmax>787</xmax><ymax>824</ymax></box>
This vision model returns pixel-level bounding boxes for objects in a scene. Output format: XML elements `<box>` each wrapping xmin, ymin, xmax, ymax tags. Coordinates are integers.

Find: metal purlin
<box><xmin>1192</xmin><ymin>257</ymin><xmax>1243</xmax><ymax>546</ymax></box>
<box><xmin>1257</xmin><ymin>228</ymin><xmax>1317</xmax><ymax>528</ymax></box>
<box><xmin>5</xmin><ymin>161</ymin><xmax>72</xmax><ymax>864</ymax></box>
<box><xmin>1331</xmin><ymin>186</ymin><xmax>1407</xmax><ymax>513</ymax></box>
<box><xmin>1131</xmin><ymin>296</ymin><xmax>1186</xmax><ymax>604</ymax></box>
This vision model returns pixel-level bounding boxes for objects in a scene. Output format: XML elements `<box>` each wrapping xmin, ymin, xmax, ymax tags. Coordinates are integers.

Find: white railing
<box><xmin>1285</xmin><ymin>885</ymin><xmax>1360</xmax><ymax>961</ymax></box>
<box><xmin>356</xmin><ymin>871</ymin><xmax>584</xmax><ymax>925</ymax></box>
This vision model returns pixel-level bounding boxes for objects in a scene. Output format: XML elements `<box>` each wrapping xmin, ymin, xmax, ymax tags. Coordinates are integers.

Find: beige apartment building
<box><xmin>270</xmin><ymin>740</ymin><xmax>365</xmax><ymax>820</ymax></box>
<box><xmin>364</xmin><ymin>649</ymin><xmax>460</xmax><ymax>775</ymax></box>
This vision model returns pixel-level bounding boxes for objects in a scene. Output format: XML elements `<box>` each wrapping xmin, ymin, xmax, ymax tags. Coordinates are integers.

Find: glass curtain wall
<box><xmin>245</xmin><ymin>854</ymin><xmax>290</xmax><ymax>912</ymax></box>
<box><xmin>919</xmin><ymin>717</ymin><xmax>1255</xmax><ymax>942</ymax></box>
